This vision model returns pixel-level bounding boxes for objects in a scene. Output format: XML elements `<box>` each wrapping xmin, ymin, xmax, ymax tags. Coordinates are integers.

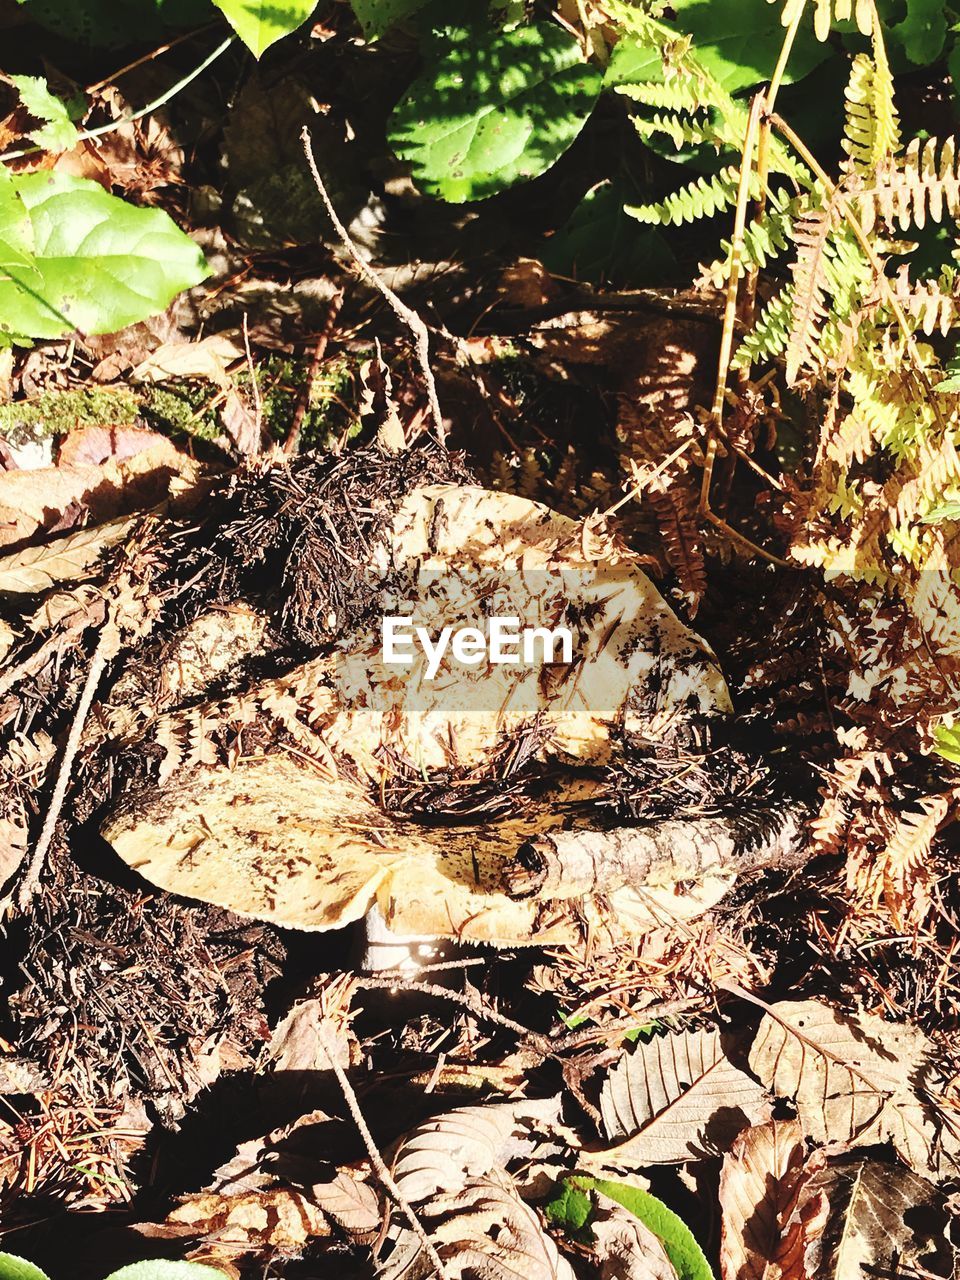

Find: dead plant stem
<box><xmin>17</xmin><ymin>621</ymin><xmax>119</xmax><ymax>910</ymax></box>
<box><xmin>301</xmin><ymin>127</ymin><xmax>446</xmax><ymax>443</ymax></box>
<box><xmin>318</xmin><ymin>1024</ymin><xmax>453</xmax><ymax>1280</ymax></box>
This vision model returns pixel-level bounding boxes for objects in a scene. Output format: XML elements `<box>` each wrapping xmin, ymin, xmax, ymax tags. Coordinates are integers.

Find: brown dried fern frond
<box><xmin>861</xmin><ymin>136</ymin><xmax>960</xmax><ymax>234</ymax></box>
<box><xmin>786</xmin><ymin>203</ymin><xmax>840</xmax><ymax>385</ymax></box>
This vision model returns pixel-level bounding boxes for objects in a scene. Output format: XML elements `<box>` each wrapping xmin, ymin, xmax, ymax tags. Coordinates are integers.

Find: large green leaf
<box><xmin>15</xmin><ymin>0</ymin><xmax>208</xmax><ymax>46</ymax></box>
<box><xmin>210</xmin><ymin>0</ymin><xmax>317</xmax><ymax>56</ymax></box>
<box><xmin>0</xmin><ymin>173</ymin><xmax>209</xmax><ymax>343</ymax></box>
<box><xmin>388</xmin><ymin>21</ymin><xmax>602</xmax><ymax>202</ymax></box>
<box><xmin>669</xmin><ymin>0</ymin><xmax>830</xmax><ymax>91</ymax></box>
<box><xmin>0</xmin><ymin>1256</ymin><xmax>50</xmax><ymax>1280</ymax></box>
<box><xmin>349</xmin><ymin>0</ymin><xmax>429</xmax><ymax>38</ymax></box>
<box><xmin>106</xmin><ymin>1264</ymin><xmax>229</xmax><ymax>1280</ymax></box>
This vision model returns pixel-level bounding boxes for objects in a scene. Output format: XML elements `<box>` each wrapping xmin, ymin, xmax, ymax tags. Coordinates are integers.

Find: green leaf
<box><xmin>209</xmin><ymin>0</ymin><xmax>316</xmax><ymax>56</ymax></box>
<box><xmin>669</xmin><ymin>0</ymin><xmax>830</xmax><ymax>91</ymax></box>
<box><xmin>545</xmin><ymin>1182</ymin><xmax>594</xmax><ymax>1234</ymax></box>
<box><xmin>571</xmin><ymin>1177</ymin><xmax>715</xmax><ymax>1280</ymax></box>
<box><xmin>349</xmin><ymin>0</ymin><xmax>429</xmax><ymax>38</ymax></box>
<box><xmin>542</xmin><ymin>180</ymin><xmax>676</xmax><ymax>286</ymax></box>
<box><xmin>106</xmin><ymin>1264</ymin><xmax>229</xmax><ymax>1280</ymax></box>
<box><xmin>920</xmin><ymin>500</ymin><xmax>960</xmax><ymax>522</ymax></box>
<box><xmin>15</xmin><ymin>0</ymin><xmax>208</xmax><ymax>47</ymax></box>
<box><xmin>933</xmin><ymin>725</ymin><xmax>960</xmax><ymax>765</ymax></box>
<box><xmin>388</xmin><ymin>21</ymin><xmax>602</xmax><ymax>202</ymax></box>
<box><xmin>0</xmin><ymin>173</ymin><xmax>209</xmax><ymax>342</ymax></box>
<box><xmin>890</xmin><ymin>0</ymin><xmax>947</xmax><ymax>65</ymax></box>
<box><xmin>0</xmin><ymin>1256</ymin><xmax>51</xmax><ymax>1280</ymax></box>
<box><xmin>9</xmin><ymin>76</ymin><xmax>79</xmax><ymax>153</ymax></box>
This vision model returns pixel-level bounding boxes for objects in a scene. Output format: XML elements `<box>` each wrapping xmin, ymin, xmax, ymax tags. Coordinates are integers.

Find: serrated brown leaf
<box><xmin>392</xmin><ymin>1098</ymin><xmax>562</xmax><ymax>1205</ymax></box>
<box><xmin>748</xmin><ymin>998</ymin><xmax>960</xmax><ymax>1179</ymax></box>
<box><xmin>587</xmin><ymin>1028</ymin><xmax>772</xmax><ymax>1167</ymax></box>
<box><xmin>719</xmin><ymin>1119</ymin><xmax>807</xmax><ymax>1280</ymax></box>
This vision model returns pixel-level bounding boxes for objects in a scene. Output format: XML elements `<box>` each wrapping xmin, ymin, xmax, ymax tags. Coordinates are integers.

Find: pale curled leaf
<box><xmin>392</xmin><ymin>1098</ymin><xmax>562</xmax><ymax>1205</ymax></box>
<box><xmin>800</xmin><ymin>1156</ymin><xmax>954</xmax><ymax>1280</ymax></box>
<box><xmin>381</xmin><ymin>1176</ymin><xmax>576</xmax><ymax>1280</ymax></box>
<box><xmin>719</xmin><ymin>1119</ymin><xmax>806</xmax><ymax>1280</ymax></box>
<box><xmin>590</xmin><ymin>1193</ymin><xmax>678</xmax><ymax>1280</ymax></box>
<box><xmin>748</xmin><ymin>998</ymin><xmax>960</xmax><ymax>1179</ymax></box>
<box><xmin>589</xmin><ymin>1028</ymin><xmax>772</xmax><ymax>1166</ymax></box>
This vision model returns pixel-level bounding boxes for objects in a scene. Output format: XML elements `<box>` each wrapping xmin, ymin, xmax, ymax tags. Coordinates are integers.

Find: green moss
<box><xmin>239</xmin><ymin>353</ymin><xmax>366</xmax><ymax>452</ymax></box>
<box><xmin>140</xmin><ymin>382</ymin><xmax>222</xmax><ymax>443</ymax></box>
<box><xmin>0</xmin><ymin>387</ymin><xmax>141</xmax><ymax>447</ymax></box>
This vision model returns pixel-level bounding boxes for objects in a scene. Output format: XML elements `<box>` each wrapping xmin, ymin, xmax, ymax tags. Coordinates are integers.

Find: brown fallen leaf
<box><xmin>381</xmin><ymin>1174</ymin><xmax>576</xmax><ymax>1280</ymax></box>
<box><xmin>798</xmin><ymin>1155</ymin><xmax>955</xmax><ymax>1280</ymax></box>
<box><xmin>747</xmin><ymin>998</ymin><xmax>960</xmax><ymax>1180</ymax></box>
<box><xmin>586</xmin><ymin>1027</ymin><xmax>772</xmax><ymax>1167</ymax></box>
<box><xmin>719</xmin><ymin>1119</ymin><xmax>808</xmax><ymax>1280</ymax></box>
<box><xmin>0</xmin><ymin>441</ymin><xmax>197</xmax><ymax>550</ymax></box>
<box><xmin>58</xmin><ymin>424</ymin><xmax>171</xmax><ymax>467</ymax></box>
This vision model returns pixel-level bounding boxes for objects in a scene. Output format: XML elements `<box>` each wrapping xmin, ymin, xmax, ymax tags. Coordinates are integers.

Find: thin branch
<box><xmin>354</xmin><ymin>974</ymin><xmax>555</xmax><ymax>1057</ymax></box>
<box><xmin>242</xmin><ymin>312</ymin><xmax>263</xmax><ymax>452</ymax></box>
<box><xmin>301</xmin><ymin>126</ymin><xmax>446</xmax><ymax>443</ymax></box>
<box><xmin>318</xmin><ymin>1023</ymin><xmax>453</xmax><ymax>1280</ymax></box>
<box><xmin>16</xmin><ymin>621</ymin><xmax>119</xmax><ymax>910</ymax></box>
<box><xmin>3</xmin><ymin>35</ymin><xmax>235</xmax><ymax>163</ymax></box>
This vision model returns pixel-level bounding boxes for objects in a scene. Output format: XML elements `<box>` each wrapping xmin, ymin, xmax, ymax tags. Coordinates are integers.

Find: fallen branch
<box><xmin>301</xmin><ymin>126</ymin><xmax>445</xmax><ymax>443</ymax></box>
<box><xmin>16</xmin><ymin>619</ymin><xmax>121</xmax><ymax>910</ymax></box>
<box><xmin>504</xmin><ymin>804</ymin><xmax>808</xmax><ymax>900</ymax></box>
<box><xmin>318</xmin><ymin>1022</ymin><xmax>453</xmax><ymax>1280</ymax></box>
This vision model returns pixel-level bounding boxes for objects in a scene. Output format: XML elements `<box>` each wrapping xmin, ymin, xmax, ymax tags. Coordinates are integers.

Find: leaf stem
<box><xmin>2</xmin><ymin>34</ymin><xmax>236</xmax><ymax>164</ymax></box>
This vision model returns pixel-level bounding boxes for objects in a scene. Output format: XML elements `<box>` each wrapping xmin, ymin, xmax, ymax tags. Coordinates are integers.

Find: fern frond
<box><xmin>861</xmin><ymin>136</ymin><xmax>960</xmax><ymax>233</ymax></box>
<box><xmin>774</xmin><ymin>0</ymin><xmax>874</xmax><ymax>41</ymax></box>
<box><xmin>632</xmin><ymin>109</ymin><xmax>723</xmax><ymax>153</ymax></box>
<box><xmin>892</xmin><ymin>268</ymin><xmax>960</xmax><ymax>337</ymax></box>
<box><xmin>786</xmin><ymin>205</ymin><xmax>837</xmax><ymax>384</ymax></box>
<box><xmin>842</xmin><ymin>51</ymin><xmax>899</xmax><ymax>174</ymax></box>
<box><xmin>698</xmin><ymin>191</ymin><xmax>799</xmax><ymax>288</ymax></box>
<box><xmin>733</xmin><ymin>287</ymin><xmax>795</xmax><ymax>368</ymax></box>
<box><xmin>626</xmin><ymin>165</ymin><xmax>753</xmax><ymax>226</ymax></box>
<box><xmin>879</xmin><ymin>792</ymin><xmax>948</xmax><ymax>928</ymax></box>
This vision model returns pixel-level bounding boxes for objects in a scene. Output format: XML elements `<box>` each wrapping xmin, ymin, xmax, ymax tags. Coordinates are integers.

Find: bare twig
<box><xmin>318</xmin><ymin>1024</ymin><xmax>453</xmax><ymax>1280</ymax></box>
<box><xmin>3</xmin><ymin>35</ymin><xmax>236</xmax><ymax>163</ymax></box>
<box><xmin>301</xmin><ymin>126</ymin><xmax>446</xmax><ymax>443</ymax></box>
<box><xmin>16</xmin><ymin>621</ymin><xmax>120</xmax><ymax>910</ymax></box>
<box><xmin>354</xmin><ymin>974</ymin><xmax>555</xmax><ymax>1057</ymax></box>
<box><xmin>284</xmin><ymin>290</ymin><xmax>344</xmax><ymax>456</ymax></box>
<box><xmin>241</xmin><ymin>312</ymin><xmax>263</xmax><ymax>451</ymax></box>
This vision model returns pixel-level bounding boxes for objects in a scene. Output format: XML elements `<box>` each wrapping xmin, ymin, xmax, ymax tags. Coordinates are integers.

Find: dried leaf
<box><xmin>800</xmin><ymin>1156</ymin><xmax>954</xmax><ymax>1280</ymax></box>
<box><xmin>58</xmin><ymin>424</ymin><xmax>170</xmax><ymax>467</ymax></box>
<box><xmin>590</xmin><ymin>1193</ymin><xmax>678</xmax><ymax>1280</ymax></box>
<box><xmin>748</xmin><ymin>998</ymin><xmax>960</xmax><ymax>1180</ymax></box>
<box><xmin>381</xmin><ymin>1175</ymin><xmax>576</xmax><ymax>1280</ymax></box>
<box><xmin>392</xmin><ymin>1098</ymin><xmax>562</xmax><ymax>1205</ymax></box>
<box><xmin>719</xmin><ymin>1119</ymin><xmax>807</xmax><ymax>1280</ymax></box>
<box><xmin>588</xmin><ymin>1028</ymin><xmax>772</xmax><ymax>1166</ymax></box>
<box><xmin>0</xmin><ymin>515</ymin><xmax>137</xmax><ymax>593</ymax></box>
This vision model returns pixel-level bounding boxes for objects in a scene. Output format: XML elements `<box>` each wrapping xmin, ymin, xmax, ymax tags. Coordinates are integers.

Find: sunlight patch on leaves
<box><xmin>388</xmin><ymin>22</ymin><xmax>602</xmax><ymax>202</ymax></box>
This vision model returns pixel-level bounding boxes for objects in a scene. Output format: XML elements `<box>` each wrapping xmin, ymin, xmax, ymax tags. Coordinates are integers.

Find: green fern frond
<box><xmin>618</xmin><ymin>76</ymin><xmax>703</xmax><ymax>114</ymax></box>
<box><xmin>699</xmin><ymin>190</ymin><xmax>799</xmax><ymax>288</ymax></box>
<box><xmin>843</xmin><ymin>50</ymin><xmax>900</xmax><ymax>174</ymax></box>
<box><xmin>626</xmin><ymin>166</ymin><xmax>754</xmax><ymax>226</ymax></box>
<box><xmin>632</xmin><ymin>109</ymin><xmax>723</xmax><ymax>152</ymax></box>
<box><xmin>733</xmin><ymin>287</ymin><xmax>795</xmax><ymax>368</ymax></box>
